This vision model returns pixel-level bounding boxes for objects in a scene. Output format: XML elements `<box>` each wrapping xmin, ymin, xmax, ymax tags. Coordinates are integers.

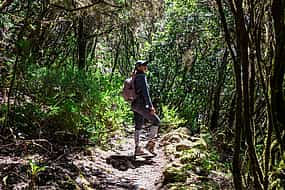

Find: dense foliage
<box><xmin>1</xmin><ymin>0</ymin><xmax>285</xmax><ymax>189</ymax></box>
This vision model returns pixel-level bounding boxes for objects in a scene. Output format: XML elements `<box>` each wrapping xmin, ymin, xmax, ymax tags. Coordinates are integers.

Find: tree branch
<box><xmin>51</xmin><ymin>0</ymin><xmax>122</xmax><ymax>12</ymax></box>
<box><xmin>216</xmin><ymin>0</ymin><xmax>237</xmax><ymax>65</ymax></box>
<box><xmin>0</xmin><ymin>0</ymin><xmax>14</xmax><ymax>12</ymax></box>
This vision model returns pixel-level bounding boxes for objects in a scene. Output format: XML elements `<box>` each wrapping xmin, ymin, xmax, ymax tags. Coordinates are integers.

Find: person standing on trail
<box><xmin>131</xmin><ymin>60</ymin><xmax>160</xmax><ymax>156</ymax></box>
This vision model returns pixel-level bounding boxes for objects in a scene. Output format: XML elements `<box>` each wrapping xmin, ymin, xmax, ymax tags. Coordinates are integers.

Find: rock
<box><xmin>174</xmin><ymin>127</ymin><xmax>191</xmax><ymax>136</ymax></box>
<box><xmin>165</xmin><ymin>145</ymin><xmax>176</xmax><ymax>156</ymax></box>
<box><xmin>160</xmin><ymin>133</ymin><xmax>182</xmax><ymax>146</ymax></box>
<box><xmin>175</xmin><ymin>137</ymin><xmax>208</xmax><ymax>152</ymax></box>
<box><xmin>165</xmin><ymin>182</ymin><xmax>195</xmax><ymax>190</ymax></box>
<box><xmin>75</xmin><ymin>175</ymin><xmax>90</xmax><ymax>186</ymax></box>
<box><xmin>175</xmin><ymin>140</ymin><xmax>193</xmax><ymax>151</ymax></box>
<box><xmin>190</xmin><ymin>138</ymin><xmax>208</xmax><ymax>150</ymax></box>
<box><xmin>171</xmin><ymin>162</ymin><xmax>183</xmax><ymax>168</ymax></box>
<box><xmin>169</xmin><ymin>134</ymin><xmax>183</xmax><ymax>143</ymax></box>
<box><xmin>133</xmin><ymin>184</ymin><xmax>146</xmax><ymax>190</ymax></box>
<box><xmin>174</xmin><ymin>152</ymin><xmax>182</xmax><ymax>158</ymax></box>
<box><xmin>180</xmin><ymin>154</ymin><xmax>196</xmax><ymax>164</ymax></box>
<box><xmin>160</xmin><ymin>128</ymin><xmax>190</xmax><ymax>146</ymax></box>
<box><xmin>189</xmin><ymin>136</ymin><xmax>201</xmax><ymax>141</ymax></box>
<box><xmin>163</xmin><ymin>165</ymin><xmax>187</xmax><ymax>184</ymax></box>
<box><xmin>194</xmin><ymin>166</ymin><xmax>209</xmax><ymax>177</ymax></box>
<box><xmin>180</xmin><ymin>148</ymin><xmax>207</xmax><ymax>164</ymax></box>
<box><xmin>83</xmin><ymin>148</ymin><xmax>93</xmax><ymax>156</ymax></box>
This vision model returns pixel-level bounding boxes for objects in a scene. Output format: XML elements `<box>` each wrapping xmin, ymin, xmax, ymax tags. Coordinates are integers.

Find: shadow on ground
<box><xmin>0</xmin><ymin>138</ymin><xmax>139</xmax><ymax>190</ymax></box>
<box><xmin>106</xmin><ymin>154</ymin><xmax>155</xmax><ymax>171</ymax></box>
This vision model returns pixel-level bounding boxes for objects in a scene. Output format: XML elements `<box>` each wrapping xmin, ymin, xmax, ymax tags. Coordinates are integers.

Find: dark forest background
<box><xmin>1</xmin><ymin>0</ymin><xmax>285</xmax><ymax>189</ymax></box>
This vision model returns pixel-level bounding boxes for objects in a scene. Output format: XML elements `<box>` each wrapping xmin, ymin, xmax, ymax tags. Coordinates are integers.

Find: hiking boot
<box><xmin>145</xmin><ymin>140</ymin><xmax>157</xmax><ymax>156</ymax></box>
<box><xmin>134</xmin><ymin>146</ymin><xmax>148</xmax><ymax>156</ymax></box>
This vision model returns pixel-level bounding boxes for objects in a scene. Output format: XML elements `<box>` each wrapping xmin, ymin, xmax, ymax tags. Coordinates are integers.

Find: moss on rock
<box><xmin>163</xmin><ymin>166</ymin><xmax>188</xmax><ymax>184</ymax></box>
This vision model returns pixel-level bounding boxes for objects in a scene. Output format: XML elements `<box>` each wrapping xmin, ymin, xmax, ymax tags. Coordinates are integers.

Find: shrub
<box><xmin>160</xmin><ymin>105</ymin><xmax>187</xmax><ymax>132</ymax></box>
<box><xmin>7</xmin><ymin>66</ymin><xmax>131</xmax><ymax>145</ymax></box>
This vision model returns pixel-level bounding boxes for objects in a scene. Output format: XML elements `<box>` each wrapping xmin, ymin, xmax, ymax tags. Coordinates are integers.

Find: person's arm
<box><xmin>136</xmin><ymin>74</ymin><xmax>153</xmax><ymax>109</ymax></box>
<box><xmin>142</xmin><ymin>76</ymin><xmax>153</xmax><ymax>109</ymax></box>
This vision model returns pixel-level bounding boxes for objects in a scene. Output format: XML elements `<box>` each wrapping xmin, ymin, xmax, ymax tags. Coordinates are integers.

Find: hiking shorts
<box><xmin>131</xmin><ymin>104</ymin><xmax>160</xmax><ymax>130</ymax></box>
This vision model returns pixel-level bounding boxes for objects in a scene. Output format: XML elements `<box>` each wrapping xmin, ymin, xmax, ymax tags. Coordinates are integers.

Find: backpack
<box><xmin>122</xmin><ymin>75</ymin><xmax>136</xmax><ymax>103</ymax></box>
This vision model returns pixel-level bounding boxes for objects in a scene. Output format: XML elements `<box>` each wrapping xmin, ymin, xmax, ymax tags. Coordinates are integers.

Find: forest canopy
<box><xmin>1</xmin><ymin>0</ymin><xmax>285</xmax><ymax>189</ymax></box>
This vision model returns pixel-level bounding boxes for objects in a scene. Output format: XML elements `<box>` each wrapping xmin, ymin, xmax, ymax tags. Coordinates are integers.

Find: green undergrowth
<box><xmin>2</xmin><ymin>66</ymin><xmax>131</xmax><ymax>145</ymax></box>
<box><xmin>160</xmin><ymin>105</ymin><xmax>187</xmax><ymax>133</ymax></box>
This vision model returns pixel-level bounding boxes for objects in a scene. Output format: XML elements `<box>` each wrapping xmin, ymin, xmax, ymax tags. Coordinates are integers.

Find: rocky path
<box><xmin>82</xmin><ymin>126</ymin><xmax>168</xmax><ymax>190</ymax></box>
<box><xmin>0</xmin><ymin>125</ymin><xmax>168</xmax><ymax>190</ymax></box>
<box><xmin>0</xmin><ymin>125</ymin><xmax>233</xmax><ymax>189</ymax></box>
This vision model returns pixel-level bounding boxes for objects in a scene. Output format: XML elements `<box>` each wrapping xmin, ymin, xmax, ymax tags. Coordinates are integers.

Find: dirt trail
<box><xmin>82</xmin><ymin>126</ymin><xmax>168</xmax><ymax>190</ymax></box>
<box><xmin>0</xmin><ymin>126</ymin><xmax>168</xmax><ymax>190</ymax></box>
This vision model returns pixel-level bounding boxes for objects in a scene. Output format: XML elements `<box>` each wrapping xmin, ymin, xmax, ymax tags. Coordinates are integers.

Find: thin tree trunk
<box><xmin>271</xmin><ymin>0</ymin><xmax>285</xmax><ymax>152</ymax></box>
<box><xmin>232</xmin><ymin>51</ymin><xmax>243</xmax><ymax>190</ymax></box>
<box><xmin>210</xmin><ymin>49</ymin><xmax>229</xmax><ymax>131</ymax></box>
<box><xmin>78</xmin><ymin>16</ymin><xmax>86</xmax><ymax>70</ymax></box>
<box><xmin>234</xmin><ymin>0</ymin><xmax>264</xmax><ymax>188</ymax></box>
<box><xmin>255</xmin><ymin>10</ymin><xmax>273</xmax><ymax>189</ymax></box>
<box><xmin>5</xmin><ymin>0</ymin><xmax>31</xmax><ymax>131</ymax></box>
<box><xmin>216</xmin><ymin>0</ymin><xmax>243</xmax><ymax>188</ymax></box>
<box><xmin>110</xmin><ymin>38</ymin><xmax>122</xmax><ymax>81</ymax></box>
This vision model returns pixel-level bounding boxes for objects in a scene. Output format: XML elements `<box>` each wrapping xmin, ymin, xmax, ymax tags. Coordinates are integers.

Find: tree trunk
<box><xmin>271</xmin><ymin>0</ymin><xmax>285</xmax><ymax>152</ymax></box>
<box><xmin>215</xmin><ymin>0</ymin><xmax>243</xmax><ymax>188</ymax></box>
<box><xmin>234</xmin><ymin>0</ymin><xmax>264</xmax><ymax>188</ymax></box>
<box><xmin>78</xmin><ymin>16</ymin><xmax>86</xmax><ymax>70</ymax></box>
<box><xmin>209</xmin><ymin>49</ymin><xmax>229</xmax><ymax>131</ymax></box>
<box><xmin>256</xmin><ymin>20</ymin><xmax>273</xmax><ymax>190</ymax></box>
